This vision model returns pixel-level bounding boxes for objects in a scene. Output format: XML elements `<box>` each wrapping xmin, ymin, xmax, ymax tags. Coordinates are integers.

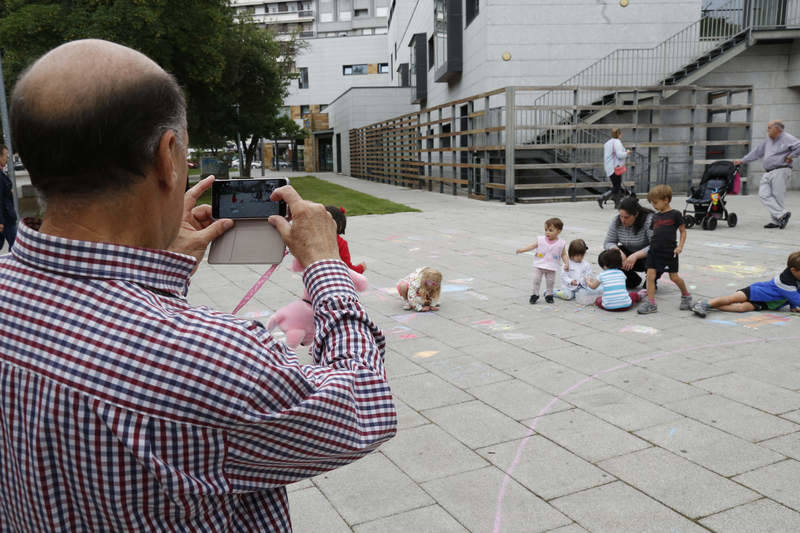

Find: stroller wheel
<box><xmin>684</xmin><ymin>215</ymin><xmax>696</xmax><ymax>229</ymax></box>
<box><xmin>704</xmin><ymin>216</ymin><xmax>718</xmax><ymax>231</ymax></box>
<box><xmin>727</xmin><ymin>213</ymin><xmax>738</xmax><ymax>227</ymax></box>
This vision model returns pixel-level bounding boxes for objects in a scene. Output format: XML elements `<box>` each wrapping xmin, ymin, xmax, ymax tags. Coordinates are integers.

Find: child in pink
<box><xmin>325</xmin><ymin>206</ymin><xmax>365</xmax><ymax>273</ymax></box>
<box><xmin>516</xmin><ymin>217</ymin><xmax>569</xmax><ymax>304</ymax></box>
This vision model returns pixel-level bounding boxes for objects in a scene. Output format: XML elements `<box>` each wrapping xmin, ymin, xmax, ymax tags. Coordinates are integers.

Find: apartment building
<box><xmin>231</xmin><ymin>0</ymin><xmax>389</xmax><ymax>38</ymax></box>
<box><xmin>232</xmin><ymin>0</ymin><xmax>392</xmax><ymax>171</ymax></box>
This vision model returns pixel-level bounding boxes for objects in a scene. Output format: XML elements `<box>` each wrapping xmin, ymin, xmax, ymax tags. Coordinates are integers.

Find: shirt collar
<box><xmin>11</xmin><ymin>222</ymin><xmax>197</xmax><ymax>297</ymax></box>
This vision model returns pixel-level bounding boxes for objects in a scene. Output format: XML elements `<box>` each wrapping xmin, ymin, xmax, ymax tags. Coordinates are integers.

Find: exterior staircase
<box><xmin>513</xmin><ymin>0</ymin><xmax>800</xmax><ymax>202</ymax></box>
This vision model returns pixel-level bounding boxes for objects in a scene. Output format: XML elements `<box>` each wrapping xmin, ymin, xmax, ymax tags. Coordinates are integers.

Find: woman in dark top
<box><xmin>602</xmin><ymin>196</ymin><xmax>655</xmax><ymax>289</ymax></box>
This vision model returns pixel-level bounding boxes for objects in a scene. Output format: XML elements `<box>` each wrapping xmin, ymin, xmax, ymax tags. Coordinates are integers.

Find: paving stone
<box><xmin>418</xmin><ymin>355</ymin><xmax>512</xmax><ymax>389</ymax></box>
<box><xmin>636</xmin><ymin>418</ymin><xmax>785</xmax><ymax>476</ymax></box>
<box><xmin>467</xmin><ymin>379</ymin><xmax>573</xmax><ymax>421</ymax></box>
<box><xmin>760</xmin><ymin>431</ymin><xmax>800</xmax><ymax>460</ymax></box>
<box><xmin>636</xmin><ymin>354</ymin><xmax>727</xmax><ymax>383</ymax></box>
<box><xmin>781</xmin><ymin>409</ymin><xmax>800</xmax><ymax>424</ymax></box>
<box><xmin>550</xmin><ymin>481</ymin><xmax>708</xmax><ymax>533</ymax></box>
<box><xmin>545</xmin><ymin>525</ymin><xmax>589</xmax><ymax>533</ymax></box>
<box><xmin>733</xmin><ymin>459</ymin><xmax>800</xmax><ymax>511</ymax></box>
<box><xmin>478</xmin><ymin>435</ymin><xmax>613</xmax><ymax>500</ymax></box>
<box><xmin>380</xmin><ymin>423</ymin><xmax>487</xmax><ymax>483</ymax></box>
<box><xmin>597</xmin><ymin>365</ymin><xmax>707</xmax><ymax>405</ymax></box>
<box><xmin>598</xmin><ymin>447</ymin><xmax>759</xmax><ymax>518</ymax></box>
<box><xmin>714</xmin><ymin>355</ymin><xmax>800</xmax><ymax>390</ymax></box>
<box><xmin>288</xmin><ymin>486</ymin><xmax>352</xmax><ymax>533</ymax></box>
<box><xmin>459</xmin><ymin>340</ymin><xmax>546</xmax><ymax>370</ymax></box>
<box><xmin>287</xmin><ymin>478</ymin><xmax>313</xmax><ymax>493</ymax></box>
<box><xmin>389</xmin><ymin>372</ymin><xmax>473</xmax><ymax>411</ymax></box>
<box><xmin>566</xmin><ymin>385</ymin><xmax>683</xmax><ymax>431</ymax></box>
<box><xmin>666</xmin><ymin>393</ymin><xmax>799</xmax><ymax>442</ymax></box>
<box><xmin>510</xmin><ymin>361</ymin><xmax>605</xmax><ymax>397</ymax></box>
<box><xmin>423</xmin><ymin>400</ymin><xmax>532</xmax><ymax>448</ymax></box>
<box><xmin>422</xmin><ymin>466</ymin><xmax>571</xmax><ymax>533</ymax></box>
<box><xmin>394</xmin><ymin>397</ymin><xmax>429</xmax><ymax>430</ymax></box>
<box><xmin>529</xmin><ymin>408</ymin><xmax>650</xmax><ymax>463</ymax></box>
<box><xmin>313</xmin><ymin>453</ymin><xmax>433</xmax><ymax>525</ymax></box>
<box><xmin>699</xmin><ymin>498</ymin><xmax>800</xmax><ymax>533</ymax></box>
<box><xmin>693</xmin><ymin>373</ymin><xmax>800</xmax><ymax>414</ymax></box>
<box><xmin>566</xmin><ymin>331</ymin><xmax>655</xmax><ymax>358</ymax></box>
<box><xmin>353</xmin><ymin>505</ymin><xmax>468</xmax><ymax>533</ymax></box>
<box><xmin>384</xmin><ymin>350</ymin><xmax>427</xmax><ymax>378</ymax></box>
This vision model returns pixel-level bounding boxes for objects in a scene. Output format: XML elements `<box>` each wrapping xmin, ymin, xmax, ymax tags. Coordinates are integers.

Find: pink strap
<box><xmin>231</xmin><ymin>250</ymin><xmax>289</xmax><ymax>314</ymax></box>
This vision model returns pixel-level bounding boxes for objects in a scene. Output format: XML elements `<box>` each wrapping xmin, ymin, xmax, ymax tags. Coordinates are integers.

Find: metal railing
<box><xmin>526</xmin><ymin>0</ymin><xmax>798</xmax><ymax>146</ymax></box>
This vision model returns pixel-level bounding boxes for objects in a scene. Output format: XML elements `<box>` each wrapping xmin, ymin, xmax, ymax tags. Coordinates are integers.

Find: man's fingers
<box><xmin>268</xmin><ymin>215</ymin><xmax>291</xmax><ymax>242</ymax></box>
<box><xmin>185</xmin><ymin>176</ymin><xmax>215</xmax><ymax>207</ymax></box>
<box><xmin>270</xmin><ymin>185</ymin><xmax>302</xmax><ymax>208</ymax></box>
<box><xmin>197</xmin><ymin>218</ymin><xmax>233</xmax><ymax>244</ymax></box>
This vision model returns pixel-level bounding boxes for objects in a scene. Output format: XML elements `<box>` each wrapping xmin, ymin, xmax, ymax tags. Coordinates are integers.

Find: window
<box><xmin>354</xmin><ymin>8</ymin><xmax>368</xmax><ymax>17</ymax></box>
<box><xmin>375</xmin><ymin>26</ymin><xmax>387</xmax><ymax>34</ymax></box>
<box><xmin>320</xmin><ymin>12</ymin><xmax>333</xmax><ymax>22</ymax></box>
<box><xmin>378</xmin><ymin>63</ymin><xmax>390</xmax><ymax>74</ymax></box>
<box><xmin>428</xmin><ymin>35</ymin><xmax>434</xmax><ymax>70</ymax></box>
<box><xmin>339</xmin><ymin>10</ymin><xmax>352</xmax><ymax>20</ymax></box>
<box><xmin>300</xmin><ymin>105</ymin><xmax>310</xmax><ymax>116</ymax></box>
<box><xmin>377</xmin><ymin>6</ymin><xmax>388</xmax><ymax>17</ymax></box>
<box><xmin>298</xmin><ymin>67</ymin><xmax>309</xmax><ymax>89</ymax></box>
<box><xmin>466</xmin><ymin>0</ymin><xmax>479</xmax><ymax>25</ymax></box>
<box><xmin>343</xmin><ymin>64</ymin><xmax>368</xmax><ymax>75</ymax></box>
<box><xmin>434</xmin><ymin>0</ymin><xmax>447</xmax><ymax>71</ymax></box>
<box><xmin>320</xmin><ymin>104</ymin><xmax>328</xmax><ymax>111</ymax></box>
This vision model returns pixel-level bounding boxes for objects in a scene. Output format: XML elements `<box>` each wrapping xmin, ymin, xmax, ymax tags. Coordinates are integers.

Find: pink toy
<box><xmin>267</xmin><ymin>258</ymin><xmax>369</xmax><ymax>348</ymax></box>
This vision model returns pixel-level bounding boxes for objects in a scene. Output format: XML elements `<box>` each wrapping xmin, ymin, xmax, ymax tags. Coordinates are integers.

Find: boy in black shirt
<box><xmin>638</xmin><ymin>184</ymin><xmax>692</xmax><ymax>314</ymax></box>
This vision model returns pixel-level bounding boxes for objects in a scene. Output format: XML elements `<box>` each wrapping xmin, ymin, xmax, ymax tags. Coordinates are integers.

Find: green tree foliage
<box><xmin>0</xmin><ymin>0</ymin><xmax>298</xmax><ymax>166</ymax></box>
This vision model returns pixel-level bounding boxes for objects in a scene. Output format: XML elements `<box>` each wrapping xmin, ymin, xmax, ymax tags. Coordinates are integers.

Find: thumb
<box><xmin>198</xmin><ymin>219</ymin><xmax>233</xmax><ymax>244</ymax></box>
<box><xmin>268</xmin><ymin>215</ymin><xmax>291</xmax><ymax>241</ymax></box>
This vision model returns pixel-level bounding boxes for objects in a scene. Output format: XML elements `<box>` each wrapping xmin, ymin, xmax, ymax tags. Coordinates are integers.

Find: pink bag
<box><xmin>731</xmin><ymin>170</ymin><xmax>742</xmax><ymax>195</ymax></box>
<box><xmin>613</xmin><ymin>150</ymin><xmax>626</xmax><ymax>176</ymax></box>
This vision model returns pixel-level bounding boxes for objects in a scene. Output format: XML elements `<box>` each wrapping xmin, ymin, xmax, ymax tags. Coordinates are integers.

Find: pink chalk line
<box><xmin>491</xmin><ymin>334</ymin><xmax>800</xmax><ymax>533</ymax></box>
<box><xmin>231</xmin><ymin>251</ymin><xmax>289</xmax><ymax>315</ymax></box>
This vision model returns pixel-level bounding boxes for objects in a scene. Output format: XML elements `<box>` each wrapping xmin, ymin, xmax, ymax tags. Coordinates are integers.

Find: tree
<box><xmin>0</xmin><ymin>0</ymin><xmax>298</xmax><ymax>160</ymax></box>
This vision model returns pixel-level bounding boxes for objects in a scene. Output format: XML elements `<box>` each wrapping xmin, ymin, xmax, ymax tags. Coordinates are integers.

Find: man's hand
<box><xmin>168</xmin><ymin>176</ymin><xmax>233</xmax><ymax>270</ymax></box>
<box><xmin>733</xmin><ymin>159</ymin><xmax>742</xmax><ymax>166</ymax></box>
<box><xmin>786</xmin><ymin>155</ymin><xmax>793</xmax><ymax>164</ymax></box>
<box><xmin>674</xmin><ymin>246</ymin><xmax>683</xmax><ymax>256</ymax></box>
<box><xmin>269</xmin><ymin>185</ymin><xmax>339</xmax><ymax>268</ymax></box>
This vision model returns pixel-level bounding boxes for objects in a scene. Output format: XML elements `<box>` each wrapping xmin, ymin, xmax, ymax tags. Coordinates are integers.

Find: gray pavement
<box><xmin>11</xmin><ymin>173</ymin><xmax>800</xmax><ymax>532</ymax></box>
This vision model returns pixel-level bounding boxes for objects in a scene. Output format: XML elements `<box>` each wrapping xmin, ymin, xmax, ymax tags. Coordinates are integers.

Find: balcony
<box><xmin>245</xmin><ymin>10</ymin><xmax>315</xmax><ymax>25</ymax></box>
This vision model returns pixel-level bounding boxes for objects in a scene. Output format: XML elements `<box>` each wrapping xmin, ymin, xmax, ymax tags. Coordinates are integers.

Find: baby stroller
<box><xmin>683</xmin><ymin>161</ymin><xmax>739</xmax><ymax>230</ymax></box>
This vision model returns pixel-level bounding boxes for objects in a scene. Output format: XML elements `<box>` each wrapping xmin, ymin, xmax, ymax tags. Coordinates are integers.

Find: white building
<box><xmin>325</xmin><ymin>0</ymin><xmax>800</xmax><ymax>199</ymax></box>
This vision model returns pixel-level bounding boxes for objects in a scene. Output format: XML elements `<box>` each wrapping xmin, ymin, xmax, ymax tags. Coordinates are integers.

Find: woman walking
<box><xmin>600</xmin><ymin>128</ymin><xmax>629</xmax><ymax>208</ymax></box>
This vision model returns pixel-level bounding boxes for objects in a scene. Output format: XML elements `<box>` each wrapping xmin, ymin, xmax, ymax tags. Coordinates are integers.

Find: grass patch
<box><xmin>195</xmin><ymin>175</ymin><xmax>419</xmax><ymax>216</ymax></box>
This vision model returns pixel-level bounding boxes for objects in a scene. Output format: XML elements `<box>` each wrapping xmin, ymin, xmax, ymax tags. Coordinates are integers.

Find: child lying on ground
<box><xmin>692</xmin><ymin>251</ymin><xmax>800</xmax><ymax>317</ymax></box>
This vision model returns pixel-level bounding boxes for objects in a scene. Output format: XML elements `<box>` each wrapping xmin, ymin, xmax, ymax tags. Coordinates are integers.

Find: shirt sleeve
<box><xmin>223</xmin><ymin>259</ymin><xmax>396</xmax><ymax>490</ymax></box>
<box><xmin>786</xmin><ymin>133</ymin><xmax>800</xmax><ymax>159</ymax></box>
<box><xmin>615</xmin><ymin>139</ymin><xmax>627</xmax><ymax>163</ymax></box>
<box><xmin>741</xmin><ymin>140</ymin><xmax>766</xmax><ymax>164</ymax></box>
<box><xmin>603</xmin><ymin>218</ymin><xmax>619</xmax><ymax>250</ymax></box>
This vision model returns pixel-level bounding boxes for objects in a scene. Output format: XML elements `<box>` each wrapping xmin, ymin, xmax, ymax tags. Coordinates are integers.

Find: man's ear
<box><xmin>153</xmin><ymin>129</ymin><xmax>178</xmax><ymax>189</ymax></box>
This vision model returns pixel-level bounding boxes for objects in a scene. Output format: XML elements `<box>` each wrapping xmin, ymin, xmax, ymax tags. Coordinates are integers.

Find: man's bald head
<box><xmin>11</xmin><ymin>39</ymin><xmax>186</xmax><ymax>199</ymax></box>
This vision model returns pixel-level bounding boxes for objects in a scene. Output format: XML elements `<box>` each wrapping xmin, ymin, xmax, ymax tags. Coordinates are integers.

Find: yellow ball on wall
<box><xmin>620</xmin><ymin>0</ymin><xmax>629</xmax><ymax>6</ymax></box>
<box><xmin>502</xmin><ymin>51</ymin><xmax>512</xmax><ymax>61</ymax></box>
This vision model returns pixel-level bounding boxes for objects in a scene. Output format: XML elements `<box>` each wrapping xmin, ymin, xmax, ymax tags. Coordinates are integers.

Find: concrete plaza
<box><xmin>46</xmin><ymin>174</ymin><xmax>800</xmax><ymax>532</ymax></box>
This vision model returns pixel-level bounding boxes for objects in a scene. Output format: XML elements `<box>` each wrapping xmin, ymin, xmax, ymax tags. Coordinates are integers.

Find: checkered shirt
<box><xmin>0</xmin><ymin>223</ymin><xmax>395</xmax><ymax>532</ymax></box>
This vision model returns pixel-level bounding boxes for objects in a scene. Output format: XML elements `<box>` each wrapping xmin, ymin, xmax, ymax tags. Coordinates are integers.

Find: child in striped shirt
<box><xmin>586</xmin><ymin>249</ymin><xmax>645</xmax><ymax>311</ymax></box>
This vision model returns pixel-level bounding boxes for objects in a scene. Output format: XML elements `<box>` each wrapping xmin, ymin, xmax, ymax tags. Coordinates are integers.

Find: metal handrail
<box><xmin>529</xmin><ymin>0</ymin><xmax>798</xmax><ymax>136</ymax></box>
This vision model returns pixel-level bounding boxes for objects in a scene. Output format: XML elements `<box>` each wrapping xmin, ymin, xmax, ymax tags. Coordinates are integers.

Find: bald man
<box><xmin>735</xmin><ymin>120</ymin><xmax>799</xmax><ymax>229</ymax></box>
<box><xmin>0</xmin><ymin>40</ymin><xmax>395</xmax><ymax>531</ymax></box>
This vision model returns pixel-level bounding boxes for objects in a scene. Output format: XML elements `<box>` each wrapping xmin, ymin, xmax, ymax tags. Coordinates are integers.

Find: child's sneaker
<box><xmin>692</xmin><ymin>300</ymin><xmax>709</xmax><ymax>318</ymax></box>
<box><xmin>679</xmin><ymin>295</ymin><xmax>693</xmax><ymax>310</ymax></box>
<box><xmin>637</xmin><ymin>300</ymin><xmax>658</xmax><ymax>314</ymax></box>
<box><xmin>529</xmin><ymin>294</ymin><xmax>539</xmax><ymax>304</ymax></box>
<box><xmin>544</xmin><ymin>295</ymin><xmax>554</xmax><ymax>304</ymax></box>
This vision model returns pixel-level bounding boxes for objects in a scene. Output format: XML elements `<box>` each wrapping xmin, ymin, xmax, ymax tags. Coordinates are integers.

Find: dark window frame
<box><xmin>298</xmin><ymin>67</ymin><xmax>309</xmax><ymax>89</ymax></box>
<box><xmin>466</xmin><ymin>0</ymin><xmax>479</xmax><ymax>26</ymax></box>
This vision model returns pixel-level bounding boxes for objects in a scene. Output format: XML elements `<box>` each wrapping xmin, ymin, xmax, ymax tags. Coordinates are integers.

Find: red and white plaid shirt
<box><xmin>0</xmin><ymin>224</ymin><xmax>395</xmax><ymax>532</ymax></box>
